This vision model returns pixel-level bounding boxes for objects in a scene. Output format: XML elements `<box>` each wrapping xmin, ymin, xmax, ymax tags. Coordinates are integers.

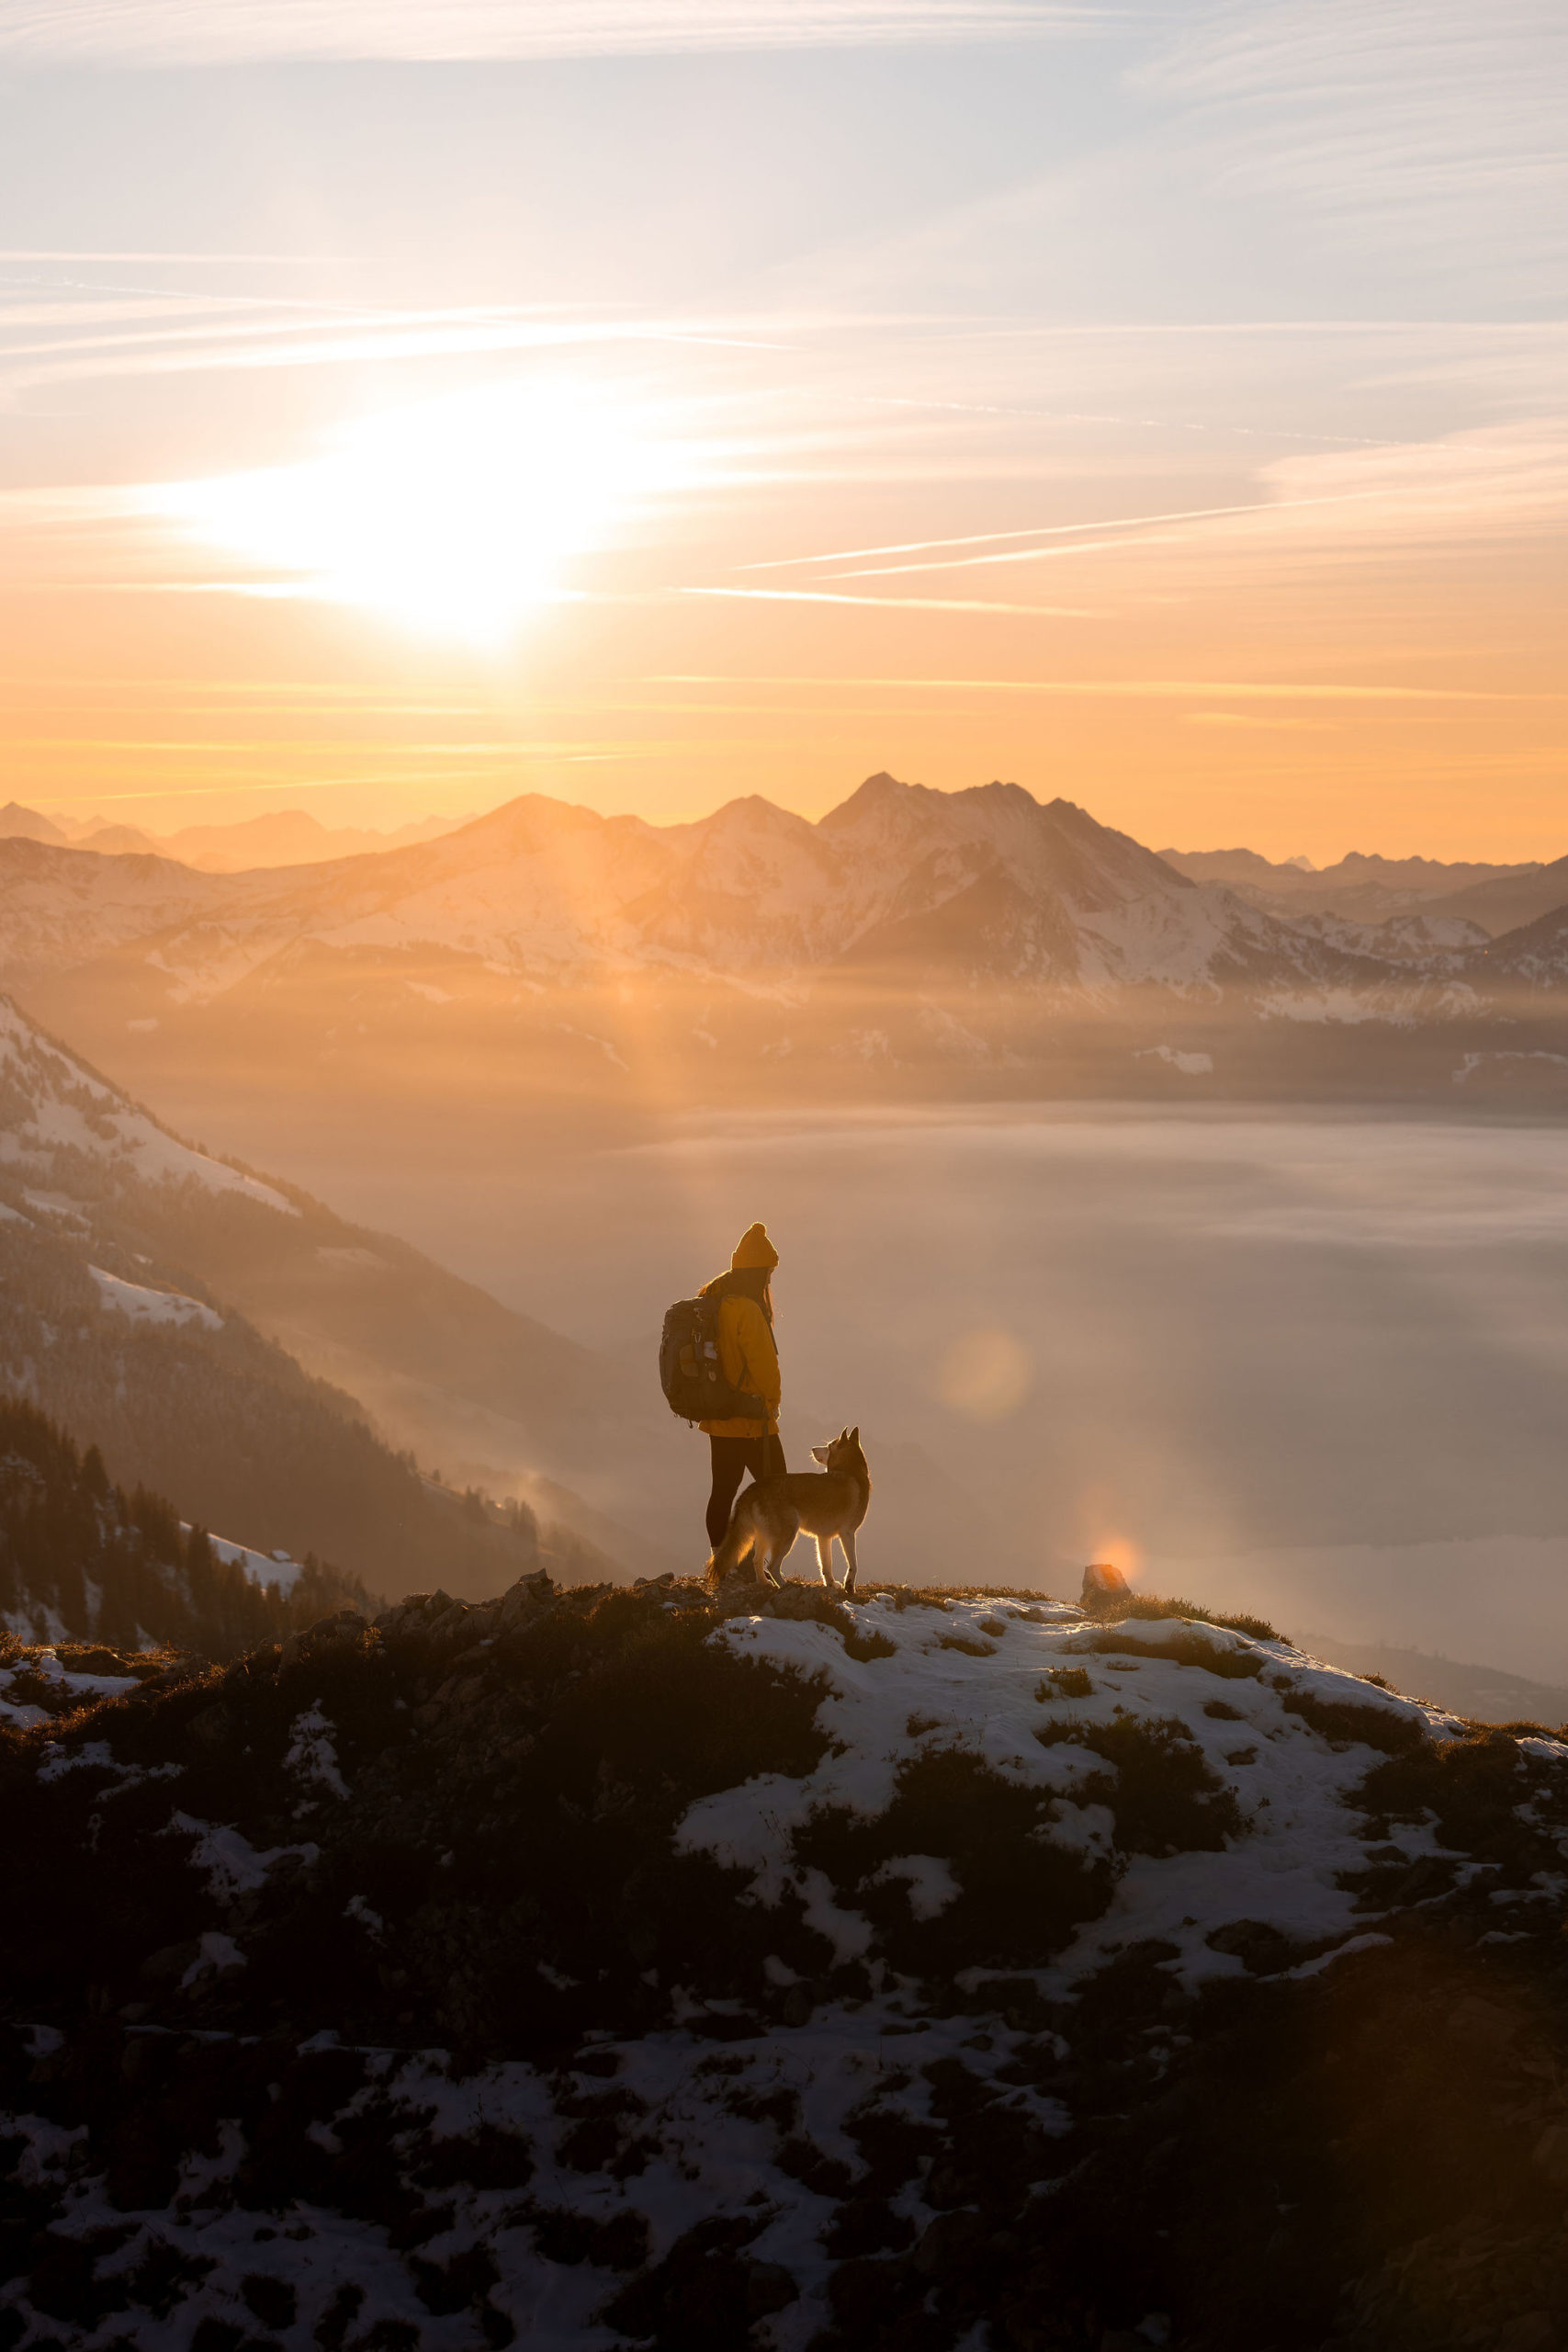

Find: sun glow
<box><xmin>147</xmin><ymin>379</ymin><xmax>688</xmax><ymax>644</ymax></box>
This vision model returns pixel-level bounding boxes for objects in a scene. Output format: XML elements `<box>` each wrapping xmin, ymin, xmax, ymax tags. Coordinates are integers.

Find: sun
<box><xmin>148</xmin><ymin>379</ymin><xmax>683</xmax><ymax>645</ymax></box>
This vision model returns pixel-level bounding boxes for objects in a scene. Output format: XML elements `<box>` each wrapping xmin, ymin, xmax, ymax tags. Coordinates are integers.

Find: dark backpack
<box><xmin>659</xmin><ymin>1295</ymin><xmax>766</xmax><ymax>1425</ymax></box>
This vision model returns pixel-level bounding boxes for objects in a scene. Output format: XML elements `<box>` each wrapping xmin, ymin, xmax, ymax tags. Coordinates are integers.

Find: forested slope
<box><xmin>0</xmin><ymin>1397</ymin><xmax>366</xmax><ymax>1657</ymax></box>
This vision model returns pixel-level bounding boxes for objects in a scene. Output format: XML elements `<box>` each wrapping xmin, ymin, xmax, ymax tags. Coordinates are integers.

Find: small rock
<box><xmin>1082</xmin><ymin>1560</ymin><xmax>1131</xmax><ymax>1604</ymax></box>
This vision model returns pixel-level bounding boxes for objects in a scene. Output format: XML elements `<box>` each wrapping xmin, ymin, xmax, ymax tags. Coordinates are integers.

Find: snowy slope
<box><xmin>0</xmin><ymin>836</ymin><xmax>228</xmax><ymax>989</ymax></box>
<box><xmin>0</xmin><ymin>993</ymin><xmax>295</xmax><ymax>1214</ymax></box>
<box><xmin>0</xmin><ymin>995</ymin><xmax>624</xmax><ymax>1597</ymax></box>
<box><xmin>690</xmin><ymin>1597</ymin><xmax>1467</xmax><ymax>1995</ymax></box>
<box><xmin>90</xmin><ymin>1266</ymin><xmax>224</xmax><ymax>1332</ymax></box>
<box><xmin>6</xmin><ymin>1572</ymin><xmax>1568</xmax><ymax>2348</ymax></box>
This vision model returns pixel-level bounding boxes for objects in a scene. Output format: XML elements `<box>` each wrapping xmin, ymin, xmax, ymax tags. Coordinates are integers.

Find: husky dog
<box><xmin>705</xmin><ymin>1427</ymin><xmax>871</xmax><ymax>1597</ymax></box>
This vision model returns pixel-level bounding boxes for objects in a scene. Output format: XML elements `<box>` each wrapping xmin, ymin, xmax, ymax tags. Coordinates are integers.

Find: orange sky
<box><xmin>2</xmin><ymin>11</ymin><xmax>1564</xmax><ymax>863</ymax></box>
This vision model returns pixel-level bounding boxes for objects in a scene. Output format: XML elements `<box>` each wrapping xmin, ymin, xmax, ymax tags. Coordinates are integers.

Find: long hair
<box><xmin>698</xmin><ymin>1265</ymin><xmax>773</xmax><ymax>1324</ymax></box>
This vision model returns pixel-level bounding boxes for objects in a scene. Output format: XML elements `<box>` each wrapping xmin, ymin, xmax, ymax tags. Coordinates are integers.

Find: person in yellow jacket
<box><xmin>700</xmin><ymin>1222</ymin><xmax>785</xmax><ymax>1553</ymax></box>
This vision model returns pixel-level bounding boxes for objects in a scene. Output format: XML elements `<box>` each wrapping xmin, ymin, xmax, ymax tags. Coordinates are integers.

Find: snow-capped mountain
<box><xmin>1473</xmin><ymin>903</ymin><xmax>1568</xmax><ymax>989</ymax></box>
<box><xmin>0</xmin><ymin>774</ymin><xmax>1431</xmax><ymax>1004</ymax></box>
<box><xmin>6</xmin><ymin>776</ymin><xmax>1568</xmax><ymax>1109</ymax></box>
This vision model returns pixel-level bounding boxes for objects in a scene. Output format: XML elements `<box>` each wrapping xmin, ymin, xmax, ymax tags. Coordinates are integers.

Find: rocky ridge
<box><xmin>7</xmin><ymin>1568</ymin><xmax>1568</xmax><ymax>2349</ymax></box>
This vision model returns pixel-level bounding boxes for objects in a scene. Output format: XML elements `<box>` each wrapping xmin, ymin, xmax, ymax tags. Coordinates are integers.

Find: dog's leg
<box><xmin>815</xmin><ymin>1532</ymin><xmax>838</xmax><ymax>1590</ymax></box>
<box><xmin>761</xmin><ymin>1510</ymin><xmax>801</xmax><ymax>1589</ymax></box>
<box><xmin>840</xmin><ymin>1529</ymin><xmax>858</xmax><ymax>1598</ymax></box>
<box><xmin>754</xmin><ymin>1518</ymin><xmax>784</xmax><ymax>1588</ymax></box>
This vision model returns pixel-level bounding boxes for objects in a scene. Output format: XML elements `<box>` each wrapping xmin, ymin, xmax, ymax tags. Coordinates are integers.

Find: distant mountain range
<box><xmin>0</xmin><ymin>799</ymin><xmax>466</xmax><ymax>871</ymax></box>
<box><xmin>6</xmin><ymin>773</ymin><xmax>1568</xmax><ymax>1107</ymax></box>
<box><xmin>1159</xmin><ymin>841</ymin><xmax>1568</xmax><ymax>936</ymax></box>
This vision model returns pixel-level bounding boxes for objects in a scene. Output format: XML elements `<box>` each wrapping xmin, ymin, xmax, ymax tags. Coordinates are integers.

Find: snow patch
<box><xmin>90</xmin><ymin>1265</ymin><xmax>222</xmax><ymax>1333</ymax></box>
<box><xmin>165</xmin><ymin>1813</ymin><xmax>319</xmax><ymax>1899</ymax></box>
<box><xmin>181</xmin><ymin>1930</ymin><xmax>247</xmax><ymax>1989</ymax></box>
<box><xmin>1135</xmin><ymin>1045</ymin><xmax>1214</xmax><ymax>1075</ymax></box>
<box><xmin>286</xmin><ymin>1706</ymin><xmax>350</xmax><ymax>1800</ymax></box>
<box><xmin>867</xmin><ymin>1852</ymin><xmax>960</xmax><ymax>1919</ymax></box>
<box><xmin>200</xmin><ymin>1530</ymin><xmax>303</xmax><ymax>1595</ymax></box>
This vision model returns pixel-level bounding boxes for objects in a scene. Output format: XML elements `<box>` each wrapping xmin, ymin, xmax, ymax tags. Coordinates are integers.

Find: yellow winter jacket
<box><xmin>699</xmin><ymin>1294</ymin><xmax>781</xmax><ymax>1440</ymax></box>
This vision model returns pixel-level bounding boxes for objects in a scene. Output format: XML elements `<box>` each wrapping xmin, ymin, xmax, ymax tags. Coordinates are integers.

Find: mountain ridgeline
<box><xmin>0</xmin><ymin>994</ymin><xmax>635</xmax><ymax>1597</ymax></box>
<box><xmin>7</xmin><ymin>772</ymin><xmax>1568</xmax><ymax>1112</ymax></box>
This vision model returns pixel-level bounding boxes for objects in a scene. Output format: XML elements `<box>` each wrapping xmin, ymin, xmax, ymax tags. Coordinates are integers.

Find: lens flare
<box><xmin>938</xmin><ymin>1325</ymin><xmax>1033</xmax><ymax>1421</ymax></box>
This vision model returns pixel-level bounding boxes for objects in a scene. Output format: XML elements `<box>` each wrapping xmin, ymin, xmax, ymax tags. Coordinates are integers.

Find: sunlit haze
<box><xmin>146</xmin><ymin>379</ymin><xmax>704</xmax><ymax>643</ymax></box>
<box><xmin>1</xmin><ymin>0</ymin><xmax>1563</xmax><ymax>856</ymax></box>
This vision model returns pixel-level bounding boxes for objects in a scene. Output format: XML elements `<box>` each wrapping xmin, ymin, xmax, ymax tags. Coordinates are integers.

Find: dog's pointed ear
<box><xmin>850</xmin><ymin>1425</ymin><xmax>860</xmax><ymax>1445</ymax></box>
<box><xmin>840</xmin><ymin>1425</ymin><xmax>849</xmax><ymax>1442</ymax></box>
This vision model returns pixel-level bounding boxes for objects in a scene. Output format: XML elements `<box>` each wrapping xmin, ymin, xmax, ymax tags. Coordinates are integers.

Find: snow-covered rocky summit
<box><xmin>6</xmin><ymin>1570</ymin><xmax>1568</xmax><ymax>2350</ymax></box>
<box><xmin>0</xmin><ymin>774</ymin><xmax>1468</xmax><ymax>1008</ymax></box>
<box><xmin>694</xmin><ymin>1592</ymin><xmax>1475</xmax><ymax>1999</ymax></box>
<box><xmin>12</xmin><ymin>776</ymin><xmax>1568</xmax><ymax>1102</ymax></box>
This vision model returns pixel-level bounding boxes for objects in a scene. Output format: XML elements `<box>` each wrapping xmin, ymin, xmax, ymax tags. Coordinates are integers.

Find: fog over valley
<box><xmin>49</xmin><ymin>1041</ymin><xmax>1568</xmax><ymax>1683</ymax></box>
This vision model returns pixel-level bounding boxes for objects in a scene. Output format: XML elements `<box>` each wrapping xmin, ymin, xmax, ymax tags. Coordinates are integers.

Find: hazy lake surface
<box><xmin>189</xmin><ymin>1097</ymin><xmax>1568</xmax><ymax>1677</ymax></box>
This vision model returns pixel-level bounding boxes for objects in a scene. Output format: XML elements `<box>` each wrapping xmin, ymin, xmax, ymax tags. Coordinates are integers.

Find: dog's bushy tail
<box><xmin>705</xmin><ymin>1498</ymin><xmax>757</xmax><ymax>1591</ymax></box>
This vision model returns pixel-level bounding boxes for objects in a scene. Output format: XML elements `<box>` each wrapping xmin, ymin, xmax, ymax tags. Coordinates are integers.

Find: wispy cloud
<box><xmin>0</xmin><ymin>250</ymin><xmax>352</xmax><ymax>265</ymax></box>
<box><xmin>0</xmin><ymin>0</ymin><xmax>1122</xmax><ymax>65</ymax></box>
<box><xmin>739</xmin><ymin>497</ymin><xmax>1346</xmax><ymax>574</ymax></box>
<box><xmin>682</xmin><ymin>586</ymin><xmax>1098</xmax><ymax>616</ymax></box>
<box><xmin>1139</xmin><ymin>1</ymin><xmax>1568</xmax><ymax>281</ymax></box>
<box><xmin>0</xmin><ymin>296</ymin><xmax>795</xmax><ymax>406</ymax></box>
<box><xmin>654</xmin><ymin>673</ymin><xmax>1529</xmax><ymax>701</ymax></box>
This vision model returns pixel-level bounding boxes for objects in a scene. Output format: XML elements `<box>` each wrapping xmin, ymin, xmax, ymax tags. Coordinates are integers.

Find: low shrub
<box><xmin>1277</xmin><ymin>1688</ymin><xmax>1426</xmax><ymax>1757</ymax></box>
<box><xmin>1036</xmin><ymin>1713</ymin><xmax>1245</xmax><ymax>1855</ymax></box>
<box><xmin>794</xmin><ymin>1747</ymin><xmax>1113</xmax><ymax>1974</ymax></box>
<box><xmin>1085</xmin><ymin>1592</ymin><xmax>1280</xmax><ymax>1642</ymax></box>
<box><xmin>1081</xmin><ymin>1629</ymin><xmax>1264</xmax><ymax>1681</ymax></box>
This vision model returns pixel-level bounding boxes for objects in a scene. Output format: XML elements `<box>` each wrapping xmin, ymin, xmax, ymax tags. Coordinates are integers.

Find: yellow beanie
<box><xmin>731</xmin><ymin>1222</ymin><xmax>779</xmax><ymax>1272</ymax></box>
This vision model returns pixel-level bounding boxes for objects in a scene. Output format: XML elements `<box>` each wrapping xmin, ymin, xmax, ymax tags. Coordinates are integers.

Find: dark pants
<box><xmin>706</xmin><ymin>1434</ymin><xmax>786</xmax><ymax>1551</ymax></box>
